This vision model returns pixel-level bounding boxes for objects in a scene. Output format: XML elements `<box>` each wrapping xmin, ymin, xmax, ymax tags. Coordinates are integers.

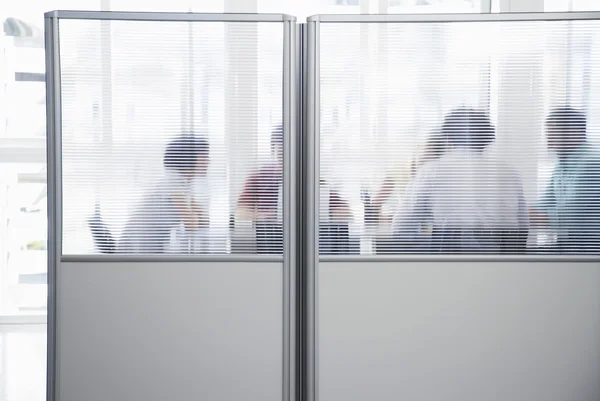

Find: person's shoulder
<box><xmin>569</xmin><ymin>146</ymin><xmax>600</xmax><ymax>176</ymax></box>
<box><xmin>422</xmin><ymin>151</ymin><xmax>458</xmax><ymax>173</ymax></box>
<box><xmin>418</xmin><ymin>159</ymin><xmax>439</xmax><ymax>174</ymax></box>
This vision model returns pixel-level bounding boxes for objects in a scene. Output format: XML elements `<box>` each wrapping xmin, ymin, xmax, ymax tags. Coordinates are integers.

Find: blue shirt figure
<box><xmin>538</xmin><ymin>143</ymin><xmax>600</xmax><ymax>253</ymax></box>
<box><xmin>535</xmin><ymin>107</ymin><xmax>600</xmax><ymax>253</ymax></box>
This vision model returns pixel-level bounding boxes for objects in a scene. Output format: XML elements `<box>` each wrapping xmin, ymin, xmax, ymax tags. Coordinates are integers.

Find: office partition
<box><xmin>305</xmin><ymin>12</ymin><xmax>600</xmax><ymax>401</ymax></box>
<box><xmin>45</xmin><ymin>11</ymin><xmax>297</xmax><ymax>401</ymax></box>
<box><xmin>46</xmin><ymin>9</ymin><xmax>600</xmax><ymax>401</ymax></box>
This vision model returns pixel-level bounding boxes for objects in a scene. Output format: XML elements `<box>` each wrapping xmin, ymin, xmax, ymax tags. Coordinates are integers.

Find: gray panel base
<box><xmin>319</xmin><ymin>261</ymin><xmax>600</xmax><ymax>401</ymax></box>
<box><xmin>58</xmin><ymin>261</ymin><xmax>283</xmax><ymax>401</ymax></box>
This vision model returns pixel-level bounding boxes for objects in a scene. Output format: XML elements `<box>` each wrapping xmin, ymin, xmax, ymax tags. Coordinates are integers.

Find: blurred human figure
<box><xmin>392</xmin><ymin>108</ymin><xmax>529</xmax><ymax>253</ymax></box>
<box><xmin>236</xmin><ymin>126</ymin><xmax>283</xmax><ymax>253</ymax></box>
<box><xmin>411</xmin><ymin>130</ymin><xmax>447</xmax><ymax>174</ymax></box>
<box><xmin>237</xmin><ymin>126</ymin><xmax>283</xmax><ymax>225</ymax></box>
<box><xmin>166</xmin><ymin>144</ymin><xmax>212</xmax><ymax>254</ymax></box>
<box><xmin>90</xmin><ymin>135</ymin><xmax>210</xmax><ymax>254</ymax></box>
<box><xmin>237</xmin><ymin>125</ymin><xmax>351</xmax><ymax>253</ymax></box>
<box><xmin>370</xmin><ymin>130</ymin><xmax>446</xmax><ymax>223</ymax></box>
<box><xmin>530</xmin><ymin>107</ymin><xmax>600</xmax><ymax>253</ymax></box>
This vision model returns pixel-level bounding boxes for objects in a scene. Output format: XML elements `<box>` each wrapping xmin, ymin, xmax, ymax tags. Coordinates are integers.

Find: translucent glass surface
<box><xmin>319</xmin><ymin>19</ymin><xmax>600</xmax><ymax>255</ymax></box>
<box><xmin>58</xmin><ymin>19</ymin><xmax>285</xmax><ymax>255</ymax></box>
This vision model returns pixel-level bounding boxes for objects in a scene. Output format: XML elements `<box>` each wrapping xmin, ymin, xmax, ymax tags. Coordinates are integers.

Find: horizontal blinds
<box><xmin>319</xmin><ymin>19</ymin><xmax>600</xmax><ymax>255</ymax></box>
<box><xmin>59</xmin><ymin>19</ymin><xmax>284</xmax><ymax>255</ymax></box>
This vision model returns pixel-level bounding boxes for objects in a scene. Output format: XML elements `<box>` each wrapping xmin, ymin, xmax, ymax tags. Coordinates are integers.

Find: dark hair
<box><xmin>163</xmin><ymin>136</ymin><xmax>209</xmax><ymax>172</ymax></box>
<box><xmin>546</xmin><ymin>106</ymin><xmax>587</xmax><ymax>133</ymax></box>
<box><xmin>271</xmin><ymin>124</ymin><xmax>283</xmax><ymax>148</ymax></box>
<box><xmin>441</xmin><ymin>108</ymin><xmax>495</xmax><ymax>151</ymax></box>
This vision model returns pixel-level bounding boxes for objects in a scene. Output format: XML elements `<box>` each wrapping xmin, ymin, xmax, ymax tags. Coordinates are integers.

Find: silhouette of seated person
<box><xmin>370</xmin><ymin>130</ymin><xmax>447</xmax><ymax>226</ymax></box>
<box><xmin>237</xmin><ymin>125</ymin><xmax>353</xmax><ymax>254</ymax></box>
<box><xmin>391</xmin><ymin>109</ymin><xmax>529</xmax><ymax>254</ymax></box>
<box><xmin>89</xmin><ymin>135</ymin><xmax>210</xmax><ymax>254</ymax></box>
<box><xmin>530</xmin><ymin>107</ymin><xmax>600</xmax><ymax>253</ymax></box>
<box><xmin>370</xmin><ymin>131</ymin><xmax>447</xmax><ymax>254</ymax></box>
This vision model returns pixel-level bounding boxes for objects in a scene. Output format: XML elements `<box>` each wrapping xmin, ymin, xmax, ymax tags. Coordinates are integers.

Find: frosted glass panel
<box><xmin>319</xmin><ymin>20</ymin><xmax>600</xmax><ymax>255</ymax></box>
<box><xmin>58</xmin><ymin>19</ymin><xmax>285</xmax><ymax>255</ymax></box>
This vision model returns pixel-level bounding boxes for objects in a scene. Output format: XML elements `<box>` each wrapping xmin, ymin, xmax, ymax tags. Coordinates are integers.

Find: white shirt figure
<box><xmin>167</xmin><ymin>174</ymin><xmax>211</xmax><ymax>254</ymax></box>
<box><xmin>118</xmin><ymin>170</ymin><xmax>192</xmax><ymax>254</ymax></box>
<box><xmin>392</xmin><ymin>148</ymin><xmax>529</xmax><ymax>253</ymax></box>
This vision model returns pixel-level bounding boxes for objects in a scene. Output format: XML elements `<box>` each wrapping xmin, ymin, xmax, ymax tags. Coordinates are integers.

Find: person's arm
<box><xmin>172</xmin><ymin>194</ymin><xmax>199</xmax><ymax>230</ymax></box>
<box><xmin>236</xmin><ymin>171</ymin><xmax>260</xmax><ymax>219</ymax></box>
<box><xmin>191</xmin><ymin>202</ymin><xmax>209</xmax><ymax>226</ymax></box>
<box><xmin>329</xmin><ymin>188</ymin><xmax>353</xmax><ymax>222</ymax></box>
<box><xmin>372</xmin><ymin>176</ymin><xmax>396</xmax><ymax>212</ymax></box>
<box><xmin>236</xmin><ymin>167</ymin><xmax>282</xmax><ymax>221</ymax></box>
<box><xmin>186</xmin><ymin>176</ymin><xmax>211</xmax><ymax>228</ymax></box>
<box><xmin>391</xmin><ymin>170</ymin><xmax>432</xmax><ymax>245</ymax></box>
<box><xmin>372</xmin><ymin>165</ymin><xmax>412</xmax><ymax>222</ymax></box>
<box><xmin>165</xmin><ymin>174</ymin><xmax>199</xmax><ymax>230</ymax></box>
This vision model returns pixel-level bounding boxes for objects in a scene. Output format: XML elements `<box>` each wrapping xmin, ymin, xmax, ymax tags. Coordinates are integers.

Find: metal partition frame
<box><xmin>46</xmin><ymin>10</ymin><xmax>600</xmax><ymax>401</ymax></box>
<box><xmin>45</xmin><ymin>11</ymin><xmax>297</xmax><ymax>401</ymax></box>
<box><xmin>305</xmin><ymin>11</ymin><xmax>600</xmax><ymax>401</ymax></box>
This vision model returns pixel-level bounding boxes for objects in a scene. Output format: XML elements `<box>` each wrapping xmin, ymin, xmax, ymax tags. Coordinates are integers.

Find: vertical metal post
<box><xmin>297</xmin><ymin>22</ymin><xmax>306</xmax><ymax>401</ymax></box>
<box><xmin>283</xmin><ymin>18</ymin><xmax>297</xmax><ymax>401</ymax></box>
<box><xmin>44</xmin><ymin>13</ymin><xmax>62</xmax><ymax>401</ymax></box>
<box><xmin>305</xmin><ymin>18</ymin><xmax>320</xmax><ymax>401</ymax></box>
